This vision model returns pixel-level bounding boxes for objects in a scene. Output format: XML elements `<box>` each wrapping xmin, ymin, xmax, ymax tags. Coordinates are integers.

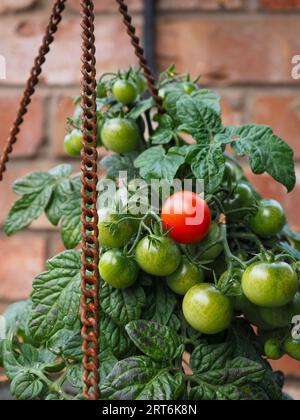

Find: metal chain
<box><xmin>0</xmin><ymin>0</ymin><xmax>67</xmax><ymax>182</ymax></box>
<box><xmin>116</xmin><ymin>0</ymin><xmax>164</xmax><ymax>114</ymax></box>
<box><xmin>80</xmin><ymin>0</ymin><xmax>100</xmax><ymax>401</ymax></box>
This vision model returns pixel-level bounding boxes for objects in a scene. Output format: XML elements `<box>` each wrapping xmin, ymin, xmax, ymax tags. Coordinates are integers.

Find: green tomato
<box><xmin>96</xmin><ymin>82</ymin><xmax>107</xmax><ymax>99</ymax></box>
<box><xmin>249</xmin><ymin>199</ymin><xmax>286</xmax><ymax>238</ymax></box>
<box><xmin>182</xmin><ymin>283</ymin><xmax>233</xmax><ymax>335</ymax></box>
<box><xmin>264</xmin><ymin>338</ymin><xmax>284</xmax><ymax>360</ymax></box>
<box><xmin>196</xmin><ymin>222</ymin><xmax>223</xmax><ymax>261</ymax></box>
<box><xmin>223</xmin><ymin>162</ymin><xmax>238</xmax><ymax>184</ymax></box>
<box><xmin>166</xmin><ymin>257</ymin><xmax>204</xmax><ymax>296</ymax></box>
<box><xmin>135</xmin><ymin>74</ymin><xmax>147</xmax><ymax>94</ymax></box>
<box><xmin>98</xmin><ymin>209</ymin><xmax>137</xmax><ymax>248</ymax></box>
<box><xmin>284</xmin><ymin>336</ymin><xmax>300</xmax><ymax>361</ymax></box>
<box><xmin>224</xmin><ymin>181</ymin><xmax>256</xmax><ymax>220</ymax></box>
<box><xmin>99</xmin><ymin>249</ymin><xmax>138</xmax><ymax>289</ymax></box>
<box><xmin>64</xmin><ymin>129</ymin><xmax>83</xmax><ymax>157</ymax></box>
<box><xmin>242</xmin><ymin>262</ymin><xmax>298</xmax><ymax>308</ymax></box>
<box><xmin>259</xmin><ymin>305</ymin><xmax>293</xmax><ymax>329</ymax></box>
<box><xmin>101</xmin><ymin>118</ymin><xmax>140</xmax><ymax>153</ymax></box>
<box><xmin>136</xmin><ymin>235</ymin><xmax>182</xmax><ymax>277</ymax></box>
<box><xmin>112</xmin><ymin>79</ymin><xmax>138</xmax><ymax>104</ymax></box>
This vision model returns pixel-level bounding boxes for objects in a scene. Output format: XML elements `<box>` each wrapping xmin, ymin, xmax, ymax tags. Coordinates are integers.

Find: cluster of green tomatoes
<box><xmin>64</xmin><ymin>68</ymin><xmax>147</xmax><ymax>157</ymax></box>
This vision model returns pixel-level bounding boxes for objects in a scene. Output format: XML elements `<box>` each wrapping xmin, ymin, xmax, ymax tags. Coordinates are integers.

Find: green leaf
<box><xmin>229</xmin><ymin>125</ymin><xmax>296</xmax><ymax>192</ymax></box>
<box><xmin>126</xmin><ymin>320</ymin><xmax>183</xmax><ymax>362</ymax></box>
<box><xmin>192</xmin><ymin>89</ymin><xmax>221</xmax><ymax>114</ymax></box>
<box><xmin>101</xmin><ymin>336</ymin><xmax>118</xmax><ymax>381</ymax></box>
<box><xmin>126</xmin><ymin>98</ymin><xmax>153</xmax><ymax>120</ymax></box>
<box><xmin>189</xmin><ymin>341</ymin><xmax>265</xmax><ymax>401</ymax></box>
<box><xmin>134</xmin><ymin>146</ymin><xmax>185</xmax><ymax>183</ymax></box>
<box><xmin>101</xmin><ymin>356</ymin><xmax>185</xmax><ymax>400</ymax></box>
<box><xmin>60</xmin><ymin>195</ymin><xmax>82</xmax><ymax>249</ymax></box>
<box><xmin>176</xmin><ymin>95</ymin><xmax>222</xmax><ymax>144</ymax></box>
<box><xmin>45</xmin><ymin>178</ymin><xmax>73</xmax><ymax>226</ymax></box>
<box><xmin>11</xmin><ymin>373</ymin><xmax>44</xmax><ymax>400</ymax></box>
<box><xmin>5</xmin><ymin>185</ymin><xmax>53</xmax><ymax>236</ymax></box>
<box><xmin>101</xmin><ymin>312</ymin><xmax>134</xmax><ymax>359</ymax></box>
<box><xmin>29</xmin><ymin>251</ymin><xmax>81</xmax><ymax>343</ymax></box>
<box><xmin>48</xmin><ymin>329</ymin><xmax>82</xmax><ymax>362</ymax></box>
<box><xmin>151</xmin><ymin>114</ymin><xmax>175</xmax><ymax>145</ymax></box>
<box><xmin>142</xmin><ymin>282</ymin><xmax>177</xmax><ymax>325</ymax></box>
<box><xmin>49</xmin><ymin>164</ymin><xmax>73</xmax><ymax>178</ymax></box>
<box><xmin>67</xmin><ymin>364</ymin><xmax>83</xmax><ymax>390</ymax></box>
<box><xmin>13</xmin><ymin>172</ymin><xmax>54</xmax><ymax>195</ymax></box>
<box><xmin>101</xmin><ymin>152</ymin><xmax>139</xmax><ymax>181</ymax></box>
<box><xmin>191</xmin><ymin>145</ymin><xmax>226</xmax><ymax>193</ymax></box>
<box><xmin>101</xmin><ymin>284</ymin><xmax>146</xmax><ymax>327</ymax></box>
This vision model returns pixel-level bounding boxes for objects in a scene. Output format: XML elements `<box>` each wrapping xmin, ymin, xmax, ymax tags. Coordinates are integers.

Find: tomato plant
<box><xmin>1</xmin><ymin>66</ymin><xmax>299</xmax><ymax>401</ymax></box>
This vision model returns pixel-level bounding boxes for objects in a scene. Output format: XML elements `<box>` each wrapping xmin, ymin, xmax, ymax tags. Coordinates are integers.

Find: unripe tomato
<box><xmin>242</xmin><ymin>262</ymin><xmax>298</xmax><ymax>308</ymax></box>
<box><xmin>224</xmin><ymin>181</ymin><xmax>256</xmax><ymax>221</ymax></box>
<box><xmin>136</xmin><ymin>235</ymin><xmax>182</xmax><ymax>277</ymax></box>
<box><xmin>182</xmin><ymin>284</ymin><xmax>233</xmax><ymax>335</ymax></box>
<box><xmin>284</xmin><ymin>336</ymin><xmax>300</xmax><ymax>361</ymax></box>
<box><xmin>264</xmin><ymin>338</ymin><xmax>284</xmax><ymax>360</ymax></box>
<box><xmin>101</xmin><ymin>118</ymin><xmax>140</xmax><ymax>153</ymax></box>
<box><xmin>195</xmin><ymin>222</ymin><xmax>223</xmax><ymax>261</ymax></box>
<box><xmin>166</xmin><ymin>257</ymin><xmax>204</xmax><ymax>296</ymax></box>
<box><xmin>249</xmin><ymin>199</ymin><xmax>286</xmax><ymax>238</ymax></box>
<box><xmin>96</xmin><ymin>82</ymin><xmax>107</xmax><ymax>99</ymax></box>
<box><xmin>161</xmin><ymin>191</ymin><xmax>211</xmax><ymax>245</ymax></box>
<box><xmin>135</xmin><ymin>74</ymin><xmax>147</xmax><ymax>94</ymax></box>
<box><xmin>112</xmin><ymin>79</ymin><xmax>138</xmax><ymax>104</ymax></box>
<box><xmin>64</xmin><ymin>129</ymin><xmax>83</xmax><ymax>157</ymax></box>
<box><xmin>98</xmin><ymin>209</ymin><xmax>137</xmax><ymax>249</ymax></box>
<box><xmin>99</xmin><ymin>249</ymin><xmax>138</xmax><ymax>289</ymax></box>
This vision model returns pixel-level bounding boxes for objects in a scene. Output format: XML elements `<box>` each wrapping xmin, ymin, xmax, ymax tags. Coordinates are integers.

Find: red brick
<box><xmin>244</xmin><ymin>165</ymin><xmax>300</xmax><ymax>231</ymax></box>
<box><xmin>68</xmin><ymin>0</ymin><xmax>142</xmax><ymax>13</ymax></box>
<box><xmin>68</xmin><ymin>0</ymin><xmax>242</xmax><ymax>13</ymax></box>
<box><xmin>0</xmin><ymin>0</ymin><xmax>37</xmax><ymax>14</ymax></box>
<box><xmin>0</xmin><ymin>233</ymin><xmax>47</xmax><ymax>301</ymax></box>
<box><xmin>248</xmin><ymin>95</ymin><xmax>300</xmax><ymax>159</ymax></box>
<box><xmin>159</xmin><ymin>0</ymin><xmax>242</xmax><ymax>10</ymax></box>
<box><xmin>260</xmin><ymin>0</ymin><xmax>300</xmax><ymax>10</ymax></box>
<box><xmin>0</xmin><ymin>16</ymin><xmax>140</xmax><ymax>86</ymax></box>
<box><xmin>221</xmin><ymin>95</ymin><xmax>243</xmax><ymax>126</ymax></box>
<box><xmin>0</xmin><ymin>94</ymin><xmax>44</xmax><ymax>158</ymax></box>
<box><xmin>157</xmin><ymin>17</ymin><xmax>300</xmax><ymax>85</ymax></box>
<box><xmin>271</xmin><ymin>356</ymin><xmax>300</xmax><ymax>378</ymax></box>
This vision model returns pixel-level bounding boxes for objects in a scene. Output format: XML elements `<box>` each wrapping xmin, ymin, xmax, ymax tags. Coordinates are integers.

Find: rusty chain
<box><xmin>0</xmin><ymin>0</ymin><xmax>67</xmax><ymax>182</ymax></box>
<box><xmin>80</xmin><ymin>0</ymin><xmax>100</xmax><ymax>401</ymax></box>
<box><xmin>116</xmin><ymin>0</ymin><xmax>164</xmax><ymax>114</ymax></box>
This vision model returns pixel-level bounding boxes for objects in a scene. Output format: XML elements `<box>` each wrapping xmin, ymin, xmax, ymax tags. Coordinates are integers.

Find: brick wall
<box><xmin>0</xmin><ymin>0</ymin><xmax>300</xmax><ymax>385</ymax></box>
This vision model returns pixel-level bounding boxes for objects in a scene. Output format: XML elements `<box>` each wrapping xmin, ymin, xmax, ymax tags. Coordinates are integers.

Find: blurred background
<box><xmin>0</xmin><ymin>0</ymin><xmax>300</xmax><ymax>398</ymax></box>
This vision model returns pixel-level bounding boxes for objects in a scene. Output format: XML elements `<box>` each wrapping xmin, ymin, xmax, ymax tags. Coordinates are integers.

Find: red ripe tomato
<box><xmin>161</xmin><ymin>191</ymin><xmax>211</xmax><ymax>244</ymax></box>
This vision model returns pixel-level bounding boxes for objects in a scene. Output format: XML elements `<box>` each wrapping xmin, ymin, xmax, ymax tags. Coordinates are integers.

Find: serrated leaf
<box><xmin>191</xmin><ymin>145</ymin><xmax>226</xmax><ymax>193</ymax></box>
<box><xmin>134</xmin><ymin>146</ymin><xmax>185</xmax><ymax>183</ymax></box>
<box><xmin>229</xmin><ymin>125</ymin><xmax>296</xmax><ymax>192</ymax></box>
<box><xmin>67</xmin><ymin>364</ymin><xmax>83</xmax><ymax>390</ymax></box>
<box><xmin>101</xmin><ymin>312</ymin><xmax>134</xmax><ymax>359</ymax></box>
<box><xmin>11</xmin><ymin>373</ymin><xmax>44</xmax><ymax>400</ymax></box>
<box><xmin>13</xmin><ymin>172</ymin><xmax>54</xmax><ymax>195</ymax></box>
<box><xmin>176</xmin><ymin>95</ymin><xmax>222</xmax><ymax>144</ymax></box>
<box><xmin>126</xmin><ymin>320</ymin><xmax>183</xmax><ymax>362</ymax></box>
<box><xmin>49</xmin><ymin>164</ymin><xmax>73</xmax><ymax>178</ymax></box>
<box><xmin>29</xmin><ymin>251</ymin><xmax>81</xmax><ymax>343</ymax></box>
<box><xmin>5</xmin><ymin>185</ymin><xmax>53</xmax><ymax>236</ymax></box>
<box><xmin>191</xmin><ymin>89</ymin><xmax>221</xmax><ymax>114</ymax></box>
<box><xmin>60</xmin><ymin>195</ymin><xmax>82</xmax><ymax>249</ymax></box>
<box><xmin>48</xmin><ymin>329</ymin><xmax>82</xmax><ymax>362</ymax></box>
<box><xmin>151</xmin><ymin>114</ymin><xmax>175</xmax><ymax>145</ymax></box>
<box><xmin>101</xmin><ymin>356</ymin><xmax>185</xmax><ymax>400</ymax></box>
<box><xmin>142</xmin><ymin>282</ymin><xmax>177</xmax><ymax>325</ymax></box>
<box><xmin>101</xmin><ymin>152</ymin><xmax>139</xmax><ymax>181</ymax></box>
<box><xmin>127</xmin><ymin>98</ymin><xmax>153</xmax><ymax>120</ymax></box>
<box><xmin>101</xmin><ymin>284</ymin><xmax>146</xmax><ymax>327</ymax></box>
